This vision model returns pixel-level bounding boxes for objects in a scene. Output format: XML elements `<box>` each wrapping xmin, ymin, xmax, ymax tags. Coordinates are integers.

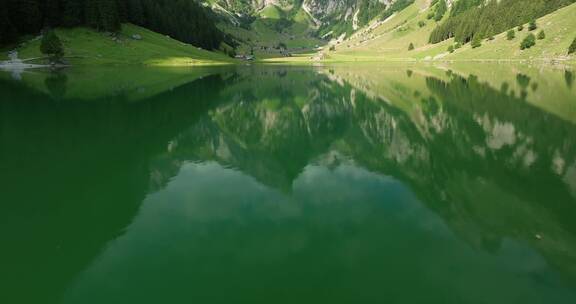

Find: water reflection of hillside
<box><xmin>160</xmin><ymin>67</ymin><xmax>576</xmax><ymax>283</ymax></box>
<box><xmin>0</xmin><ymin>73</ymin><xmax>228</xmax><ymax>303</ymax></box>
<box><xmin>1</xmin><ymin>65</ymin><xmax>576</xmax><ymax>302</ymax></box>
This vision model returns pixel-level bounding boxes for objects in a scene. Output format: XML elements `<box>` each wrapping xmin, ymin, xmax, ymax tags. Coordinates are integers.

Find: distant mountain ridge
<box><xmin>203</xmin><ymin>0</ymin><xmax>393</xmax><ymax>37</ymax></box>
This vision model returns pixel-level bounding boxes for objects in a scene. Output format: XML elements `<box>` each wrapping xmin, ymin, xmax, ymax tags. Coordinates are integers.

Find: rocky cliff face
<box><xmin>307</xmin><ymin>0</ymin><xmax>395</xmax><ymax>29</ymax></box>
<box><xmin>214</xmin><ymin>0</ymin><xmax>298</xmax><ymax>14</ymax></box>
<box><xmin>303</xmin><ymin>0</ymin><xmax>393</xmax><ymax>18</ymax></box>
<box><xmin>205</xmin><ymin>0</ymin><xmax>397</xmax><ymax>39</ymax></box>
<box><xmin>210</xmin><ymin>0</ymin><xmax>393</xmax><ymax>23</ymax></box>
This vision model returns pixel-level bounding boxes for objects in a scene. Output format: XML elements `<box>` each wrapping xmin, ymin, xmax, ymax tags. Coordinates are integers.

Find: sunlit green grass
<box><xmin>279</xmin><ymin>0</ymin><xmax>576</xmax><ymax>64</ymax></box>
<box><xmin>4</xmin><ymin>2</ymin><xmax>575</xmax><ymax>66</ymax></box>
<box><xmin>441</xmin><ymin>3</ymin><xmax>576</xmax><ymax>62</ymax></box>
<box><xmin>216</xmin><ymin>4</ymin><xmax>322</xmax><ymax>57</ymax></box>
<box><xmin>6</xmin><ymin>24</ymin><xmax>233</xmax><ymax>66</ymax></box>
<box><xmin>259</xmin><ymin>5</ymin><xmax>283</xmax><ymax>19</ymax></box>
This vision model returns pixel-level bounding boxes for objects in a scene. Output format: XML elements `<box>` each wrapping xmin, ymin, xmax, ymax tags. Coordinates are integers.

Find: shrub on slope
<box><xmin>429</xmin><ymin>0</ymin><xmax>576</xmax><ymax>44</ymax></box>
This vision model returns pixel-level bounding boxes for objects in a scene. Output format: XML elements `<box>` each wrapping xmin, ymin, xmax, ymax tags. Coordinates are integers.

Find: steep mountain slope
<box><xmin>207</xmin><ymin>0</ymin><xmax>390</xmax><ymax>30</ymax></box>
<box><xmin>203</xmin><ymin>0</ymin><xmax>393</xmax><ymax>56</ymax></box>
<box><xmin>324</xmin><ymin>0</ymin><xmax>576</xmax><ymax>62</ymax></box>
<box><xmin>3</xmin><ymin>0</ymin><xmax>575</xmax><ymax>64</ymax></box>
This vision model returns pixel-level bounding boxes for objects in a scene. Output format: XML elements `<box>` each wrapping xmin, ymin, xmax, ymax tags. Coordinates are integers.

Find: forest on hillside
<box><xmin>429</xmin><ymin>0</ymin><xmax>576</xmax><ymax>44</ymax></box>
<box><xmin>0</xmin><ymin>0</ymin><xmax>224</xmax><ymax>50</ymax></box>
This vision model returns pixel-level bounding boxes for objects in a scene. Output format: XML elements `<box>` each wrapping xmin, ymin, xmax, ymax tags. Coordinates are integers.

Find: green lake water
<box><xmin>1</xmin><ymin>64</ymin><xmax>576</xmax><ymax>303</ymax></box>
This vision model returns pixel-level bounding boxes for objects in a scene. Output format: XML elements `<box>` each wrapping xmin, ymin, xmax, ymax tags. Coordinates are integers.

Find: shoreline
<box><xmin>0</xmin><ymin>61</ymin><xmax>49</xmax><ymax>71</ymax></box>
<box><xmin>1</xmin><ymin>56</ymin><xmax>574</xmax><ymax>70</ymax></box>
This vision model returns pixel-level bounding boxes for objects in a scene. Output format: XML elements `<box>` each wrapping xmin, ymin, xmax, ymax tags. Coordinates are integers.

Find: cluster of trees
<box><xmin>131</xmin><ymin>0</ymin><xmax>225</xmax><ymax>49</ymax></box>
<box><xmin>449</xmin><ymin>0</ymin><xmax>482</xmax><ymax>17</ymax></box>
<box><xmin>528</xmin><ymin>20</ymin><xmax>537</xmax><ymax>31</ymax></box>
<box><xmin>426</xmin><ymin>0</ymin><xmax>447</xmax><ymax>21</ymax></box>
<box><xmin>0</xmin><ymin>0</ymin><xmax>225</xmax><ymax>50</ymax></box>
<box><xmin>434</xmin><ymin>0</ymin><xmax>447</xmax><ymax>21</ymax></box>
<box><xmin>357</xmin><ymin>0</ymin><xmax>387</xmax><ymax>27</ymax></box>
<box><xmin>499</xmin><ymin>19</ymin><xmax>547</xmax><ymax>50</ymax></box>
<box><xmin>468</xmin><ymin>17</ymin><xmax>545</xmax><ymax>50</ymax></box>
<box><xmin>520</xmin><ymin>33</ymin><xmax>536</xmax><ymax>50</ymax></box>
<box><xmin>569</xmin><ymin>37</ymin><xmax>576</xmax><ymax>54</ymax></box>
<box><xmin>471</xmin><ymin>35</ymin><xmax>482</xmax><ymax>48</ymax></box>
<box><xmin>429</xmin><ymin>0</ymin><xmax>576</xmax><ymax>44</ymax></box>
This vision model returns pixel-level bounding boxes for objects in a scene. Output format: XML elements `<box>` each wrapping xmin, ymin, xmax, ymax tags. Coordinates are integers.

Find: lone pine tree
<box><xmin>40</xmin><ymin>29</ymin><xmax>64</xmax><ymax>62</ymax></box>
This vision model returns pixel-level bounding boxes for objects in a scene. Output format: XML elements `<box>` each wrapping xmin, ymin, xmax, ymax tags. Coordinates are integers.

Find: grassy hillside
<box><xmin>3</xmin><ymin>1</ymin><xmax>575</xmax><ymax>65</ymax></box>
<box><xmin>262</xmin><ymin>0</ymin><xmax>437</xmax><ymax>63</ymax></box>
<box><xmin>3</xmin><ymin>24</ymin><xmax>233</xmax><ymax>66</ymax></box>
<box><xmin>428</xmin><ymin>3</ymin><xmax>576</xmax><ymax>62</ymax></box>
<box><xmin>296</xmin><ymin>0</ymin><xmax>576</xmax><ymax>63</ymax></box>
<box><xmin>325</xmin><ymin>0</ymin><xmax>439</xmax><ymax>60</ymax></box>
<box><xmin>259</xmin><ymin>5</ymin><xmax>284</xmax><ymax>19</ymax></box>
<box><xmin>218</xmin><ymin>4</ymin><xmax>323</xmax><ymax>58</ymax></box>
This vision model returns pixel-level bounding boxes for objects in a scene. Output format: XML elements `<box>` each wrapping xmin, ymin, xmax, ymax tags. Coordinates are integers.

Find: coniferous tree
<box><xmin>483</xmin><ymin>24</ymin><xmax>495</xmax><ymax>40</ymax></box>
<box><xmin>116</xmin><ymin>0</ymin><xmax>129</xmax><ymax>21</ymax></box>
<box><xmin>520</xmin><ymin>33</ymin><xmax>536</xmax><ymax>50</ymax></box>
<box><xmin>1</xmin><ymin>0</ymin><xmax>225</xmax><ymax>50</ymax></box>
<box><xmin>429</xmin><ymin>0</ymin><xmax>576</xmax><ymax>45</ymax></box>
<box><xmin>63</xmin><ymin>0</ymin><xmax>83</xmax><ymax>27</ymax></box>
<box><xmin>40</xmin><ymin>29</ymin><xmax>64</xmax><ymax>62</ymax></box>
<box><xmin>537</xmin><ymin>30</ymin><xmax>545</xmax><ymax>40</ymax></box>
<box><xmin>99</xmin><ymin>0</ymin><xmax>121</xmax><ymax>32</ymax></box>
<box><xmin>507</xmin><ymin>30</ymin><xmax>516</xmax><ymax>40</ymax></box>
<box><xmin>450</xmin><ymin>0</ymin><xmax>482</xmax><ymax>17</ymax></box>
<box><xmin>408</xmin><ymin>43</ymin><xmax>415</xmax><ymax>51</ymax></box>
<box><xmin>569</xmin><ymin>37</ymin><xmax>576</xmax><ymax>54</ymax></box>
<box><xmin>434</xmin><ymin>0</ymin><xmax>447</xmax><ymax>21</ymax></box>
<box><xmin>528</xmin><ymin>20</ymin><xmax>537</xmax><ymax>31</ymax></box>
<box><xmin>45</xmin><ymin>0</ymin><xmax>62</xmax><ymax>27</ymax></box>
<box><xmin>0</xmin><ymin>7</ymin><xmax>18</xmax><ymax>45</ymax></box>
<box><xmin>127</xmin><ymin>0</ymin><xmax>145</xmax><ymax>25</ymax></box>
<box><xmin>11</xmin><ymin>0</ymin><xmax>43</xmax><ymax>35</ymax></box>
<box><xmin>471</xmin><ymin>35</ymin><xmax>482</xmax><ymax>48</ymax></box>
<box><xmin>84</xmin><ymin>0</ymin><xmax>102</xmax><ymax>30</ymax></box>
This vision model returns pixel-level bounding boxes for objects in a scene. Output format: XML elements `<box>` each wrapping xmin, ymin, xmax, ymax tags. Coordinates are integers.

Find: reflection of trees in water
<box><xmin>44</xmin><ymin>71</ymin><xmax>68</xmax><ymax>99</ymax></box>
<box><xmin>423</xmin><ymin>73</ymin><xmax>576</xmax><ymax>282</ymax></box>
<box><xmin>566</xmin><ymin>70</ymin><xmax>574</xmax><ymax>89</ymax></box>
<box><xmin>0</xmin><ymin>74</ymin><xmax>228</xmax><ymax>303</ymax></box>
<box><xmin>2</xmin><ymin>67</ymin><xmax>576</xmax><ymax>301</ymax></box>
<box><xmin>165</xmin><ymin>69</ymin><xmax>576</xmax><ymax>283</ymax></box>
<box><xmin>516</xmin><ymin>73</ymin><xmax>532</xmax><ymax>99</ymax></box>
<box><xmin>516</xmin><ymin>73</ymin><xmax>531</xmax><ymax>89</ymax></box>
<box><xmin>160</xmin><ymin>69</ymin><xmax>576</xmax><ymax>261</ymax></box>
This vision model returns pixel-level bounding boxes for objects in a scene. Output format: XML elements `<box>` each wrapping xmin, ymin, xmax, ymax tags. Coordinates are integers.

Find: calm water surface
<box><xmin>1</xmin><ymin>64</ymin><xmax>576</xmax><ymax>303</ymax></box>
